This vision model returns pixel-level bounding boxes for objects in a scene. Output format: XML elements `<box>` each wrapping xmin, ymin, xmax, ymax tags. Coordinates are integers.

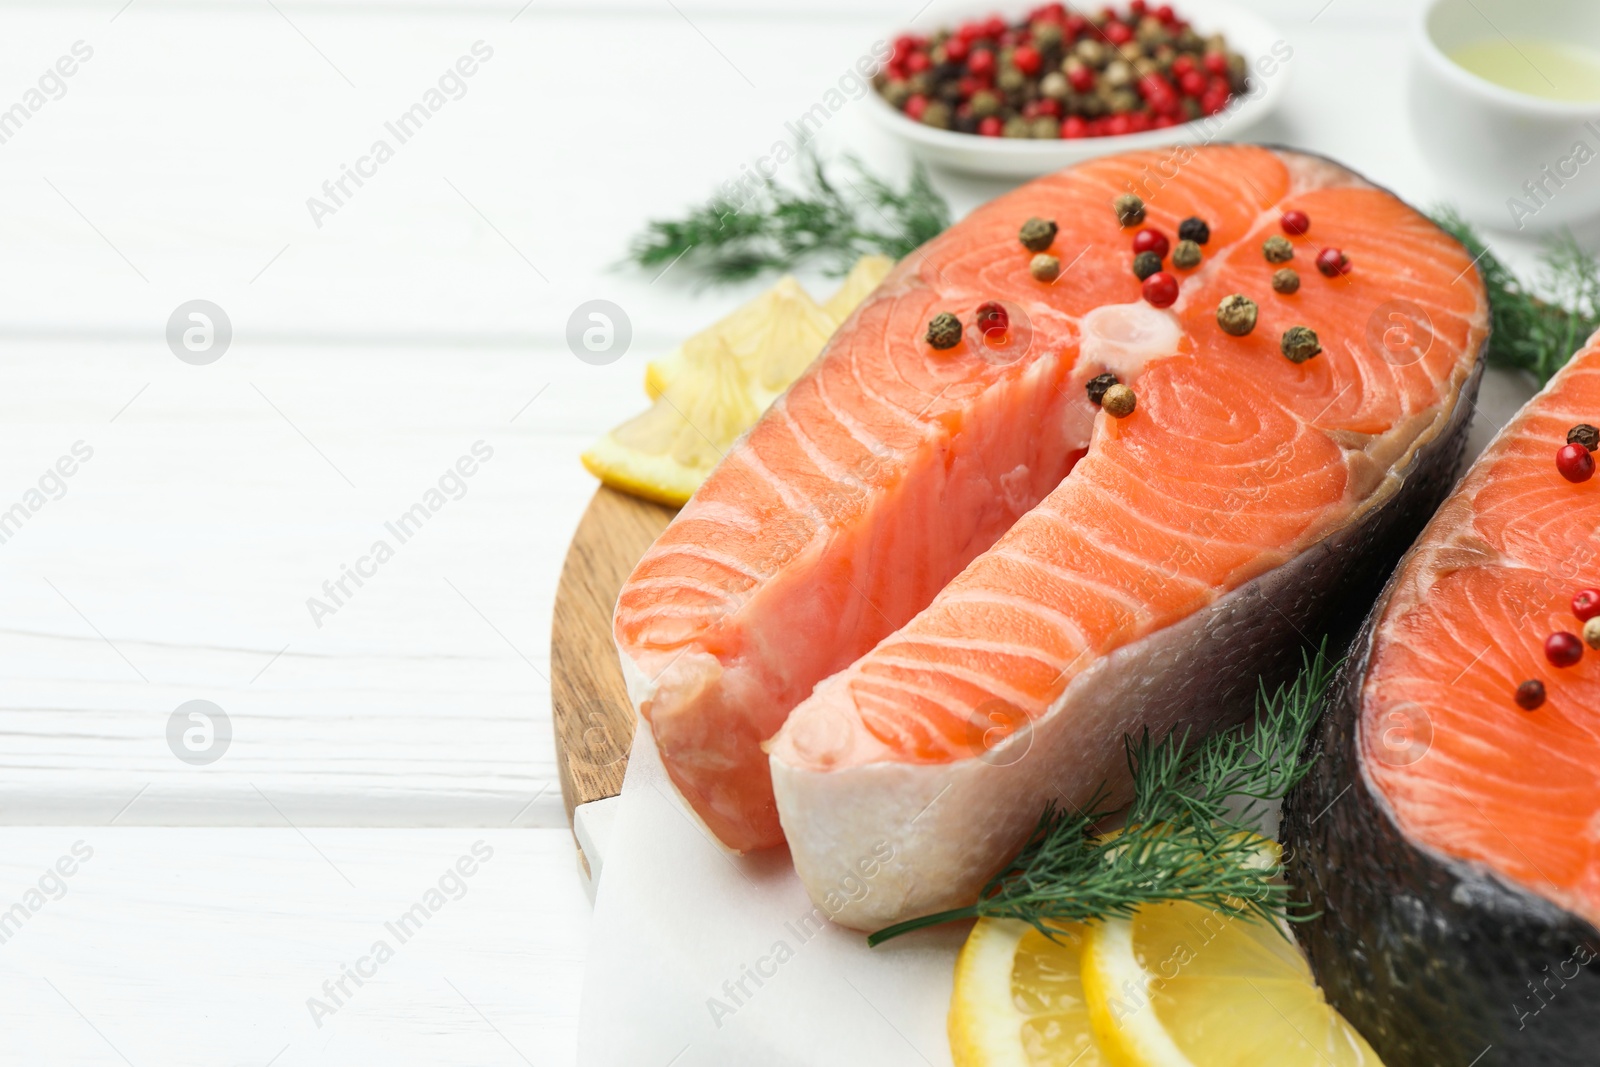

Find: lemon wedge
<box><xmin>949</xmin><ymin>917</ymin><xmax>1108</xmax><ymax>1067</ymax></box>
<box><xmin>583</xmin><ymin>331</ymin><xmax>757</xmax><ymax>506</ymax></box>
<box><xmin>1081</xmin><ymin>901</ymin><xmax>1383</xmax><ymax>1067</ymax></box>
<box><xmin>823</xmin><ymin>253</ymin><xmax>895</xmax><ymax>324</ymax></box>
<box><xmin>644</xmin><ymin>275</ymin><xmax>837</xmax><ymax>407</ymax></box>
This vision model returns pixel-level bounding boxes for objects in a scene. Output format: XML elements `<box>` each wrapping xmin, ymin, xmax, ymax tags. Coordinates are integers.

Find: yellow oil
<box><xmin>1449</xmin><ymin>39</ymin><xmax>1600</xmax><ymax>102</ymax></box>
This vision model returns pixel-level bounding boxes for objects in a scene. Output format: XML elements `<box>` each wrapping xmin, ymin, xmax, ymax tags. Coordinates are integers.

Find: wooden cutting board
<box><xmin>549</xmin><ymin>487</ymin><xmax>676</xmax><ymax>868</ymax></box>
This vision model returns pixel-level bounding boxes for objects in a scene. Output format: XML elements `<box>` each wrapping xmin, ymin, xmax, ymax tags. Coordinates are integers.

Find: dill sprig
<box><xmin>867</xmin><ymin>645</ymin><xmax>1338</xmax><ymax>947</ymax></box>
<box><xmin>626</xmin><ymin>154</ymin><xmax>952</xmax><ymax>285</ymax></box>
<box><xmin>1432</xmin><ymin>208</ymin><xmax>1600</xmax><ymax>384</ymax></box>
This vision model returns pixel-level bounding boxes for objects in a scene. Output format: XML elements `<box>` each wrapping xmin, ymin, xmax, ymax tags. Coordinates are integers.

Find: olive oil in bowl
<box><xmin>1449</xmin><ymin>39</ymin><xmax>1600</xmax><ymax>102</ymax></box>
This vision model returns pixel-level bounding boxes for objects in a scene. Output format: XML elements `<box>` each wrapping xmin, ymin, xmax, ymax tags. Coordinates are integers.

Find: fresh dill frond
<box><xmin>1431</xmin><ymin>208</ymin><xmax>1600</xmax><ymax>384</ymax></box>
<box><xmin>867</xmin><ymin>645</ymin><xmax>1338</xmax><ymax>947</ymax></box>
<box><xmin>626</xmin><ymin>153</ymin><xmax>952</xmax><ymax>286</ymax></box>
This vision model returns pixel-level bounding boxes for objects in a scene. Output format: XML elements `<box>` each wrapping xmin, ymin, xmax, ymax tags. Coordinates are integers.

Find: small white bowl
<box><xmin>1409</xmin><ymin>0</ymin><xmax>1600</xmax><ymax>232</ymax></box>
<box><xmin>864</xmin><ymin>0</ymin><xmax>1291</xmax><ymax>178</ymax></box>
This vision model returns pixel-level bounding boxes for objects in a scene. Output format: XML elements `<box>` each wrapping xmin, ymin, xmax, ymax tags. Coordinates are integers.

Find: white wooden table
<box><xmin>0</xmin><ymin>0</ymin><xmax>1569</xmax><ymax>1062</ymax></box>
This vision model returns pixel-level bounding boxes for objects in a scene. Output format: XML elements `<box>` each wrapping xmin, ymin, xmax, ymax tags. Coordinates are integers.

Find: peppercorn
<box><xmin>998</xmin><ymin>66</ymin><xmax>1027</xmax><ymax>93</ymax></box>
<box><xmin>1039</xmin><ymin>71</ymin><xmax>1069</xmax><ymax>100</ymax></box>
<box><xmin>1002</xmin><ymin>116</ymin><xmax>1032</xmax><ymax>138</ymax></box>
<box><xmin>1216</xmin><ymin>294</ymin><xmax>1258</xmax><ymax>336</ymax></box>
<box><xmin>1281</xmin><ymin>326</ymin><xmax>1321</xmax><ymax>363</ymax></box>
<box><xmin>1262</xmin><ymin>235</ymin><xmax>1294</xmax><ymax>263</ymax></box>
<box><xmin>1271</xmin><ymin>268</ymin><xmax>1300</xmax><ymax>295</ymax></box>
<box><xmin>1101</xmin><ymin>383</ymin><xmax>1137</xmax><ymax>418</ymax></box>
<box><xmin>1019</xmin><ymin>217</ymin><xmax>1058</xmax><ymax>252</ymax></box>
<box><xmin>1586</xmin><ymin>617</ymin><xmax>1600</xmax><ymax>651</ymax></box>
<box><xmin>975</xmin><ymin>301</ymin><xmax>1009</xmax><ymax>337</ymax></box>
<box><xmin>1030</xmin><ymin>253</ymin><xmax>1061</xmax><ymax>282</ymax></box>
<box><xmin>882</xmin><ymin>80</ymin><xmax>913</xmax><ymax>108</ymax></box>
<box><xmin>1113</xmin><ymin>193</ymin><xmax>1146</xmax><ymax>227</ymax></box>
<box><xmin>926</xmin><ymin>312</ymin><xmax>962</xmax><ymax>349</ymax></box>
<box><xmin>1316</xmin><ymin>248</ymin><xmax>1352</xmax><ymax>277</ymax></box>
<box><xmin>1032</xmin><ymin>22</ymin><xmax>1064</xmax><ymax>50</ymax></box>
<box><xmin>1177</xmin><ymin>217</ymin><xmax>1210</xmax><ymax>245</ymax></box>
<box><xmin>1030</xmin><ymin>115</ymin><xmax>1060</xmax><ymax>138</ymax></box>
<box><xmin>1569</xmin><ymin>423</ymin><xmax>1600</xmax><ymax>451</ymax></box>
<box><xmin>1557</xmin><ymin>443</ymin><xmax>1595</xmax><ymax>483</ymax></box>
<box><xmin>1547</xmin><ymin>631</ymin><xmax>1584</xmax><ymax>667</ymax></box>
<box><xmin>1171</xmin><ymin>239</ymin><xmax>1201</xmax><ymax>270</ymax></box>
<box><xmin>1086</xmin><ymin>372</ymin><xmax>1119</xmax><ymax>405</ymax></box>
<box><xmin>1133</xmin><ymin>251</ymin><xmax>1163</xmax><ymax>280</ymax></box>
<box><xmin>1515</xmin><ymin>679</ymin><xmax>1545</xmax><ymax>711</ymax></box>
<box><xmin>970</xmin><ymin>89</ymin><xmax>1002</xmax><ymax>117</ymax></box>
<box><xmin>921</xmin><ymin>101</ymin><xmax>953</xmax><ymax>128</ymax></box>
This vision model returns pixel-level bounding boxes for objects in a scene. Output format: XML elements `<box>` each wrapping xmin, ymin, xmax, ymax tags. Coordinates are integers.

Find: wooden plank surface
<box><xmin>550</xmin><ymin>487</ymin><xmax>675</xmax><ymax>826</ymax></box>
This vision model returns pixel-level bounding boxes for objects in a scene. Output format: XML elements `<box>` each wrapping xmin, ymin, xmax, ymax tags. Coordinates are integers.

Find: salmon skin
<box><xmin>1286</xmin><ymin>338</ymin><xmax>1600</xmax><ymax>1064</ymax></box>
<box><xmin>614</xmin><ymin>146</ymin><xmax>1488</xmax><ymax>894</ymax></box>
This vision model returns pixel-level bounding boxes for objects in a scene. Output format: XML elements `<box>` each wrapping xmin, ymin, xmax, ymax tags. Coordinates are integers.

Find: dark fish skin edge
<box><xmin>1285</xmin><ymin>562</ymin><xmax>1600</xmax><ymax>1065</ymax></box>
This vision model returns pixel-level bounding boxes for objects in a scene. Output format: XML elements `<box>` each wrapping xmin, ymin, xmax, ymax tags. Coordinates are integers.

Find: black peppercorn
<box><xmin>1177</xmin><ymin>216</ymin><xmax>1210</xmax><ymax>244</ymax></box>
<box><xmin>1281</xmin><ymin>326</ymin><xmax>1321</xmax><ymax>363</ymax></box>
<box><xmin>1086</xmin><ymin>372</ymin><xmax>1119</xmax><ymax>405</ymax></box>
<box><xmin>1019</xmin><ymin>217</ymin><xmax>1058</xmax><ymax>252</ymax></box>
<box><xmin>1568</xmin><ymin>423</ymin><xmax>1600</xmax><ymax>451</ymax></box>
<box><xmin>1133</xmin><ymin>251</ymin><xmax>1163</xmax><ymax>280</ymax></box>
<box><xmin>1113</xmin><ymin>193</ymin><xmax>1146</xmax><ymax>227</ymax></box>
<box><xmin>926</xmin><ymin>312</ymin><xmax>962</xmax><ymax>349</ymax></box>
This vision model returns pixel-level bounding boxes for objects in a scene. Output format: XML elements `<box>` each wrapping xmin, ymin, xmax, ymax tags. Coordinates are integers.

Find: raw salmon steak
<box><xmin>1287</xmin><ymin>337</ymin><xmax>1600</xmax><ymax>1063</ymax></box>
<box><xmin>614</xmin><ymin>146</ymin><xmax>1487</xmax><ymax>901</ymax></box>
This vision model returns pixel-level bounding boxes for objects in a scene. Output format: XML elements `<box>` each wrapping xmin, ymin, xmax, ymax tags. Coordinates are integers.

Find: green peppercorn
<box><xmin>970</xmin><ymin>89</ymin><xmax>1002</xmax><ymax>117</ymax></box>
<box><xmin>1569</xmin><ymin>423</ymin><xmax>1600</xmax><ymax>451</ymax></box>
<box><xmin>926</xmin><ymin>312</ymin><xmax>962</xmax><ymax>350</ymax></box>
<box><xmin>1171</xmin><ymin>240</ymin><xmax>1202</xmax><ymax>270</ymax></box>
<box><xmin>1002</xmin><ymin>116</ymin><xmax>1032</xmax><ymax>138</ymax></box>
<box><xmin>1019</xmin><ymin>218</ymin><xmax>1058</xmax><ymax>253</ymax></box>
<box><xmin>1032</xmin><ymin>21</ymin><xmax>1064</xmax><ymax>50</ymax></box>
<box><xmin>881</xmin><ymin>81</ymin><xmax>913</xmax><ymax>109</ymax></box>
<box><xmin>1177</xmin><ymin>217</ymin><xmax>1210</xmax><ymax>244</ymax></box>
<box><xmin>1217</xmin><ymin>294</ymin><xmax>1258</xmax><ymax>336</ymax></box>
<box><xmin>1271</xmin><ymin>268</ymin><xmax>1300</xmax><ymax>295</ymax></box>
<box><xmin>1101</xmin><ymin>383</ymin><xmax>1137</xmax><ymax>418</ymax></box>
<box><xmin>1031</xmin><ymin>116</ymin><xmax>1060</xmax><ymax>139</ymax></box>
<box><xmin>998</xmin><ymin>66</ymin><xmax>1027</xmax><ymax>93</ymax></box>
<box><xmin>1114</xmin><ymin>194</ymin><xmax>1146</xmax><ymax>227</ymax></box>
<box><xmin>1262</xmin><ymin>235</ymin><xmax>1294</xmax><ymax>263</ymax></box>
<box><xmin>1086</xmin><ymin>372</ymin><xmax>1119</xmax><ymax>405</ymax></box>
<box><xmin>1133</xmin><ymin>251</ymin><xmax>1163</xmax><ymax>280</ymax></box>
<box><xmin>1281</xmin><ymin>326</ymin><xmax>1322</xmax><ymax>363</ymax></box>
<box><xmin>1030</xmin><ymin>253</ymin><xmax>1061</xmax><ymax>283</ymax></box>
<box><xmin>1039</xmin><ymin>71</ymin><xmax>1069</xmax><ymax>100</ymax></box>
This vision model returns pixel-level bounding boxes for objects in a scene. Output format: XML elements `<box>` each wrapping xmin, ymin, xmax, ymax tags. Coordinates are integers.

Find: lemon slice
<box><xmin>949</xmin><ymin>917</ymin><xmax>1109</xmax><ymax>1067</ymax></box>
<box><xmin>583</xmin><ymin>331</ymin><xmax>757</xmax><ymax>506</ymax></box>
<box><xmin>1081</xmin><ymin>901</ymin><xmax>1383</xmax><ymax>1067</ymax></box>
<box><xmin>644</xmin><ymin>275</ymin><xmax>837</xmax><ymax>407</ymax></box>
<box><xmin>823</xmin><ymin>253</ymin><xmax>895</xmax><ymax>324</ymax></box>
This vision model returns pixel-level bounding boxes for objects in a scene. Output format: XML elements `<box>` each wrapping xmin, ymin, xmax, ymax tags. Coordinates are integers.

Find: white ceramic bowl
<box><xmin>864</xmin><ymin>0</ymin><xmax>1291</xmax><ymax>178</ymax></box>
<box><xmin>1410</xmin><ymin>0</ymin><xmax>1600</xmax><ymax>232</ymax></box>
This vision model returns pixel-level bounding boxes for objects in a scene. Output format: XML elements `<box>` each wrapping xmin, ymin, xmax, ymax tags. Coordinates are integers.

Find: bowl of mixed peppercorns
<box><xmin>867</xmin><ymin>0</ymin><xmax>1288</xmax><ymax>176</ymax></box>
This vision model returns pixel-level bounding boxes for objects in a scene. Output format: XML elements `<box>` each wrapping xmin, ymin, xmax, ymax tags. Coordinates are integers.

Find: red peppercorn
<box><xmin>1066</xmin><ymin>13</ymin><xmax>1088</xmax><ymax>36</ymax></box>
<box><xmin>968</xmin><ymin>48</ymin><xmax>996</xmax><ymax>78</ymax></box>
<box><xmin>1104</xmin><ymin>20</ymin><xmax>1133</xmax><ymax>44</ymax></box>
<box><xmin>1068</xmin><ymin>65</ymin><xmax>1096</xmax><ymax>93</ymax></box>
<box><xmin>1547</xmin><ymin>631</ymin><xmax>1584</xmax><ymax>668</ymax></box>
<box><xmin>957</xmin><ymin>20</ymin><xmax>985</xmax><ymax>40</ymax></box>
<box><xmin>978</xmin><ymin>115</ymin><xmax>1002</xmax><ymax>137</ymax></box>
<box><xmin>944</xmin><ymin>35</ymin><xmax>970</xmax><ymax>63</ymax></box>
<box><xmin>1201</xmin><ymin>90</ymin><xmax>1229</xmax><ymax>115</ymax></box>
<box><xmin>1104</xmin><ymin>113</ymin><xmax>1131</xmax><ymax>136</ymax></box>
<box><xmin>1035</xmin><ymin>97</ymin><xmax>1062</xmax><ymax>118</ymax></box>
<box><xmin>1127</xmin><ymin>111</ymin><xmax>1152</xmax><ymax>132</ymax></box>
<box><xmin>1203</xmin><ymin>51</ymin><xmax>1229</xmax><ymax>76</ymax></box>
<box><xmin>1130</xmin><ymin>0</ymin><xmax>1148</xmax><ymax>15</ymax></box>
<box><xmin>1178</xmin><ymin>69</ymin><xmax>1206</xmax><ymax>97</ymax></box>
<box><xmin>892</xmin><ymin>35</ymin><xmax>919</xmax><ymax>63</ymax></box>
<box><xmin>1557</xmin><ymin>443</ymin><xmax>1596</xmax><ymax>483</ymax></box>
<box><xmin>976</xmin><ymin>301</ymin><xmax>1009</xmax><ymax>337</ymax></box>
<box><xmin>1061</xmin><ymin>115</ymin><xmax>1088</xmax><ymax>138</ymax></box>
<box><xmin>984</xmin><ymin>15</ymin><xmax>1006</xmax><ymax>37</ymax></box>
<box><xmin>1281</xmin><ymin>210</ymin><xmax>1311</xmax><ymax>235</ymax></box>
<box><xmin>1574</xmin><ymin>588</ymin><xmax>1600</xmax><ymax>621</ymax></box>
<box><xmin>1153</xmin><ymin>113</ymin><xmax>1179</xmax><ymax>128</ymax></box>
<box><xmin>1142</xmin><ymin>271</ymin><xmax>1179</xmax><ymax>308</ymax></box>
<box><xmin>1316</xmin><ymin>247</ymin><xmax>1351</xmax><ymax>277</ymax></box>
<box><xmin>906</xmin><ymin>51</ymin><xmax>932</xmax><ymax>74</ymax></box>
<box><xmin>1132</xmin><ymin>229</ymin><xmax>1170</xmax><ymax>259</ymax></box>
<box><xmin>1171</xmin><ymin>55</ymin><xmax>1195</xmax><ymax>76</ymax></box>
<box><xmin>1013</xmin><ymin>44</ymin><xmax>1042</xmax><ymax>75</ymax></box>
<box><xmin>1515</xmin><ymin>679</ymin><xmax>1546</xmax><ymax>710</ymax></box>
<box><xmin>904</xmin><ymin>94</ymin><xmax>929</xmax><ymax>121</ymax></box>
<box><xmin>1155</xmin><ymin>4</ymin><xmax>1175</xmax><ymax>21</ymax></box>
